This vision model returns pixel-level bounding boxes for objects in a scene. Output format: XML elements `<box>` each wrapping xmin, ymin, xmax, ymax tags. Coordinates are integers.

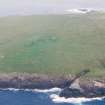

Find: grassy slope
<box><xmin>0</xmin><ymin>13</ymin><xmax>105</xmax><ymax>77</ymax></box>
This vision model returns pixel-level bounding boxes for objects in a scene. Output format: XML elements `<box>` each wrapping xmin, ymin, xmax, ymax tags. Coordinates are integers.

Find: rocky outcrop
<box><xmin>60</xmin><ymin>79</ymin><xmax>105</xmax><ymax>98</ymax></box>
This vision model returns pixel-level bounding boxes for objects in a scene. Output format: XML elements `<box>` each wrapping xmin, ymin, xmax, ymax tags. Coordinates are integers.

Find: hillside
<box><xmin>0</xmin><ymin>13</ymin><xmax>105</xmax><ymax>77</ymax></box>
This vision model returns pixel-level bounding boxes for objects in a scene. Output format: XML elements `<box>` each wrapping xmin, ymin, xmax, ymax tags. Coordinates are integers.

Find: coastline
<box><xmin>0</xmin><ymin>72</ymin><xmax>105</xmax><ymax>98</ymax></box>
<box><xmin>0</xmin><ymin>72</ymin><xmax>72</xmax><ymax>89</ymax></box>
<box><xmin>0</xmin><ymin>72</ymin><xmax>104</xmax><ymax>89</ymax></box>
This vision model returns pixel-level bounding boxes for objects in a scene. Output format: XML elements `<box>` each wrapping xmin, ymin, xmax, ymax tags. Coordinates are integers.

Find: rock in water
<box><xmin>59</xmin><ymin>87</ymin><xmax>83</xmax><ymax>98</ymax></box>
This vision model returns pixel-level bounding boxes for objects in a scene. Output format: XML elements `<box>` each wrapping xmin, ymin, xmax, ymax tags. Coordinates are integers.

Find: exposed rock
<box><xmin>60</xmin><ymin>78</ymin><xmax>105</xmax><ymax>98</ymax></box>
<box><xmin>0</xmin><ymin>73</ymin><xmax>72</xmax><ymax>89</ymax></box>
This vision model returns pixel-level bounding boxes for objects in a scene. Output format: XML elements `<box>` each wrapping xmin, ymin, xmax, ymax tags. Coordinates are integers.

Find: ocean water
<box><xmin>0</xmin><ymin>88</ymin><xmax>105</xmax><ymax>105</ymax></box>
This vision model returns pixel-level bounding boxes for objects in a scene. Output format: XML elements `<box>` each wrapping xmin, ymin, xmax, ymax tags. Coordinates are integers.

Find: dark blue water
<box><xmin>0</xmin><ymin>89</ymin><xmax>105</xmax><ymax>105</ymax></box>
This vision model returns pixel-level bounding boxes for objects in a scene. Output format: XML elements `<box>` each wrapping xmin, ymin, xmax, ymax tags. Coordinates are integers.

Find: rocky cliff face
<box><xmin>0</xmin><ymin>72</ymin><xmax>105</xmax><ymax>98</ymax></box>
<box><xmin>0</xmin><ymin>73</ymin><xmax>72</xmax><ymax>89</ymax></box>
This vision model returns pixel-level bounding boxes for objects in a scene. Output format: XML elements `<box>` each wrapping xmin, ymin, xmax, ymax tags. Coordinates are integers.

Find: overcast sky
<box><xmin>0</xmin><ymin>0</ymin><xmax>105</xmax><ymax>16</ymax></box>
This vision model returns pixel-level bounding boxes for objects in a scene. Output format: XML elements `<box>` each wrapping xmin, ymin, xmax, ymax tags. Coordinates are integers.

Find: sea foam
<box><xmin>0</xmin><ymin>87</ymin><xmax>62</xmax><ymax>93</ymax></box>
<box><xmin>33</xmin><ymin>87</ymin><xmax>61</xmax><ymax>93</ymax></box>
<box><xmin>50</xmin><ymin>94</ymin><xmax>105</xmax><ymax>104</ymax></box>
<box><xmin>0</xmin><ymin>88</ymin><xmax>20</xmax><ymax>91</ymax></box>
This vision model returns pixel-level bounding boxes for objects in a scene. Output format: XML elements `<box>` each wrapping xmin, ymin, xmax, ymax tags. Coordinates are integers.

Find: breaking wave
<box><xmin>0</xmin><ymin>88</ymin><xmax>21</xmax><ymax>91</ymax></box>
<box><xmin>50</xmin><ymin>94</ymin><xmax>105</xmax><ymax>104</ymax></box>
<box><xmin>0</xmin><ymin>87</ymin><xmax>62</xmax><ymax>93</ymax></box>
<box><xmin>33</xmin><ymin>87</ymin><xmax>61</xmax><ymax>93</ymax></box>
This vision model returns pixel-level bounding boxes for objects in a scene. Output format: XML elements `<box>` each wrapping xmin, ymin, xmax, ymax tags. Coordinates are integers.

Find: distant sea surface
<box><xmin>0</xmin><ymin>88</ymin><xmax>105</xmax><ymax>105</ymax></box>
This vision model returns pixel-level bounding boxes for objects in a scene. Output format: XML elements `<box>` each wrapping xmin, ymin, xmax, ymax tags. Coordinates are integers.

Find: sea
<box><xmin>0</xmin><ymin>88</ymin><xmax>105</xmax><ymax>105</ymax></box>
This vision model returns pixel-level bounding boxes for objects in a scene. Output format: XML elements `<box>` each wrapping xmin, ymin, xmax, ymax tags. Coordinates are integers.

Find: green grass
<box><xmin>0</xmin><ymin>13</ymin><xmax>105</xmax><ymax>77</ymax></box>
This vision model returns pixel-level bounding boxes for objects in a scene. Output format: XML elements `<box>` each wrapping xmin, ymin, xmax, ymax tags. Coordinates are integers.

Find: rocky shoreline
<box><xmin>0</xmin><ymin>73</ymin><xmax>105</xmax><ymax>98</ymax></box>
<box><xmin>0</xmin><ymin>73</ymin><xmax>72</xmax><ymax>89</ymax></box>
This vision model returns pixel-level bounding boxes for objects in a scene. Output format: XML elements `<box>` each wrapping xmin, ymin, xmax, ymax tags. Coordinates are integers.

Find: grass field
<box><xmin>0</xmin><ymin>12</ymin><xmax>105</xmax><ymax>77</ymax></box>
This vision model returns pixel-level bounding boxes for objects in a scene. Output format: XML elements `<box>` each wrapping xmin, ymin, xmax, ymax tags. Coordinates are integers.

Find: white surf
<box><xmin>50</xmin><ymin>94</ymin><xmax>105</xmax><ymax>104</ymax></box>
<box><xmin>33</xmin><ymin>87</ymin><xmax>62</xmax><ymax>93</ymax></box>
<box><xmin>0</xmin><ymin>87</ymin><xmax>62</xmax><ymax>93</ymax></box>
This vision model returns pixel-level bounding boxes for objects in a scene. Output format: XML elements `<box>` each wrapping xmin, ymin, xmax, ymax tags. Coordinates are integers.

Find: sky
<box><xmin>0</xmin><ymin>0</ymin><xmax>105</xmax><ymax>16</ymax></box>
